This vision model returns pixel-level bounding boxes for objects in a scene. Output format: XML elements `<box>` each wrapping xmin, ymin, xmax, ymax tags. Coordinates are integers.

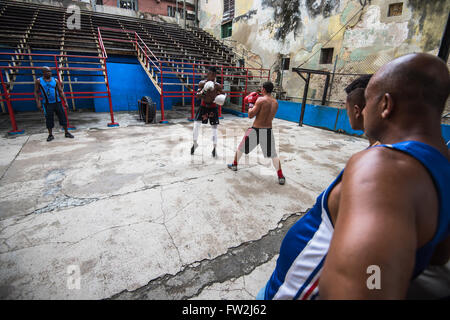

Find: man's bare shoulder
<box><xmin>348</xmin><ymin>145</ymin><xmax>421</xmax><ymax>168</ymax></box>
<box><xmin>271</xmin><ymin>97</ymin><xmax>278</xmax><ymax>107</ymax></box>
<box><xmin>344</xmin><ymin>145</ymin><xmax>429</xmax><ymax>185</ymax></box>
<box><xmin>259</xmin><ymin>95</ymin><xmax>276</xmax><ymax>103</ymax></box>
<box><xmin>256</xmin><ymin>95</ymin><xmax>270</xmax><ymax>104</ymax></box>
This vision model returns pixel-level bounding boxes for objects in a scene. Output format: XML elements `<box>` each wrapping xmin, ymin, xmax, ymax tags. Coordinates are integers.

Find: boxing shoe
<box><xmin>191</xmin><ymin>142</ymin><xmax>198</xmax><ymax>155</ymax></box>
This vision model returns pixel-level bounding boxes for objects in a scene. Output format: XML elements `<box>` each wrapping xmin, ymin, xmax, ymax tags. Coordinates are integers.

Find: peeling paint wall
<box><xmin>198</xmin><ymin>0</ymin><xmax>450</xmax><ymax>108</ymax></box>
<box><xmin>198</xmin><ymin>0</ymin><xmax>224</xmax><ymax>39</ymax></box>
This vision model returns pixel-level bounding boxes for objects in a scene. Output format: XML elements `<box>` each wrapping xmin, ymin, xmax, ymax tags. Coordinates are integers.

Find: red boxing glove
<box><xmin>244</xmin><ymin>92</ymin><xmax>260</xmax><ymax>106</ymax></box>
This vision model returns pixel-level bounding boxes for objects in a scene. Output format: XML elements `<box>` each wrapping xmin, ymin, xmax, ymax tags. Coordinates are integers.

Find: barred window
<box><xmin>388</xmin><ymin>3</ymin><xmax>403</xmax><ymax>17</ymax></box>
<box><xmin>168</xmin><ymin>6</ymin><xmax>175</xmax><ymax>17</ymax></box>
<box><xmin>119</xmin><ymin>0</ymin><xmax>137</xmax><ymax>11</ymax></box>
<box><xmin>223</xmin><ymin>0</ymin><xmax>235</xmax><ymax>23</ymax></box>
<box><xmin>320</xmin><ymin>48</ymin><xmax>334</xmax><ymax>64</ymax></box>
<box><xmin>221</xmin><ymin>21</ymin><xmax>232</xmax><ymax>38</ymax></box>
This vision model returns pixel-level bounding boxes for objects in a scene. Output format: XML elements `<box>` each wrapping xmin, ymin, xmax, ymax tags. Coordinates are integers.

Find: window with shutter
<box><xmin>221</xmin><ymin>21</ymin><xmax>232</xmax><ymax>38</ymax></box>
<box><xmin>119</xmin><ymin>0</ymin><xmax>137</xmax><ymax>11</ymax></box>
<box><xmin>222</xmin><ymin>0</ymin><xmax>235</xmax><ymax>23</ymax></box>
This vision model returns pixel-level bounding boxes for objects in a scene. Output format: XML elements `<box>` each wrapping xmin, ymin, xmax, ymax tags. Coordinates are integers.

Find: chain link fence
<box><xmin>285</xmin><ymin>53</ymin><xmax>449</xmax><ymax>126</ymax></box>
<box><xmin>286</xmin><ymin>52</ymin><xmax>395</xmax><ymax>108</ymax></box>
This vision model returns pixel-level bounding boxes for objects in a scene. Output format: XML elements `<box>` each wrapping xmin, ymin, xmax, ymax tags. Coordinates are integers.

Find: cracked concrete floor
<box><xmin>0</xmin><ymin>112</ymin><xmax>368</xmax><ymax>299</ymax></box>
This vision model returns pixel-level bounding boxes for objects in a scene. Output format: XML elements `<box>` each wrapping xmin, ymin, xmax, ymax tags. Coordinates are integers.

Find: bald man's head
<box><xmin>363</xmin><ymin>53</ymin><xmax>450</xmax><ymax>140</ymax></box>
<box><xmin>369</xmin><ymin>53</ymin><xmax>449</xmax><ymax>112</ymax></box>
<box><xmin>42</xmin><ymin>66</ymin><xmax>52</xmax><ymax>79</ymax></box>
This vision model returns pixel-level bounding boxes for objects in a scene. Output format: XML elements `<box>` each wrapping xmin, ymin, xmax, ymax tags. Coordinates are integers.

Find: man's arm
<box><xmin>319</xmin><ymin>148</ymin><xmax>422</xmax><ymax>299</ymax></box>
<box><xmin>215</xmin><ymin>83</ymin><xmax>224</xmax><ymax>95</ymax></box>
<box><xmin>34</xmin><ymin>80</ymin><xmax>42</xmax><ymax>111</ymax></box>
<box><xmin>56</xmin><ymin>80</ymin><xmax>68</xmax><ymax>106</ymax></box>
<box><xmin>248</xmin><ymin>98</ymin><xmax>262</xmax><ymax>119</ymax></box>
<box><xmin>196</xmin><ymin>81</ymin><xmax>205</xmax><ymax>98</ymax></box>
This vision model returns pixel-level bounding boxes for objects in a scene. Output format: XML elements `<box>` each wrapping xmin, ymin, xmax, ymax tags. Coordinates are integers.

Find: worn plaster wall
<box><xmin>199</xmin><ymin>0</ymin><xmax>450</xmax><ymax>108</ymax></box>
<box><xmin>198</xmin><ymin>0</ymin><xmax>224</xmax><ymax>39</ymax></box>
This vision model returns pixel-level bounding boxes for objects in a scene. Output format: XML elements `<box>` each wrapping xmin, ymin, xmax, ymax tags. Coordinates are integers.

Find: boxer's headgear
<box><xmin>208</xmin><ymin>66</ymin><xmax>217</xmax><ymax>74</ymax></box>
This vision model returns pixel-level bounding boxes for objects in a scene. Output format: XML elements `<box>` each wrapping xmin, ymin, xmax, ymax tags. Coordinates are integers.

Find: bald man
<box><xmin>34</xmin><ymin>67</ymin><xmax>74</xmax><ymax>141</ymax></box>
<box><xmin>259</xmin><ymin>53</ymin><xmax>449</xmax><ymax>300</ymax></box>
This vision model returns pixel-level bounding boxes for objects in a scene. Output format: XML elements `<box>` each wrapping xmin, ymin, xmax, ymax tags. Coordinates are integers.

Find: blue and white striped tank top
<box><xmin>265</xmin><ymin>141</ymin><xmax>450</xmax><ymax>300</ymax></box>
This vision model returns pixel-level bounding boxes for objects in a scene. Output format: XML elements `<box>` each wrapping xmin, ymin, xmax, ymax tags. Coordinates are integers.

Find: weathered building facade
<box><xmin>99</xmin><ymin>0</ymin><xmax>196</xmax><ymax>18</ymax></box>
<box><xmin>198</xmin><ymin>0</ymin><xmax>450</xmax><ymax>108</ymax></box>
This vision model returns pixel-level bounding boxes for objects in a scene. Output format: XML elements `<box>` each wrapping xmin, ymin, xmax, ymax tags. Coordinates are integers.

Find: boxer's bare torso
<box><xmin>249</xmin><ymin>94</ymin><xmax>278</xmax><ymax>128</ymax></box>
<box><xmin>197</xmin><ymin>80</ymin><xmax>223</xmax><ymax>105</ymax></box>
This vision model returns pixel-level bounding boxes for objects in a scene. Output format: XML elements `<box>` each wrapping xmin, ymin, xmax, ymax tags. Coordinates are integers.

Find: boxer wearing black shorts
<box><xmin>195</xmin><ymin>100</ymin><xmax>220</xmax><ymax>125</ymax></box>
<box><xmin>191</xmin><ymin>67</ymin><xmax>224</xmax><ymax>157</ymax></box>
<box><xmin>238</xmin><ymin>127</ymin><xmax>277</xmax><ymax>158</ymax></box>
<box><xmin>228</xmin><ymin>82</ymin><xmax>285</xmax><ymax>185</ymax></box>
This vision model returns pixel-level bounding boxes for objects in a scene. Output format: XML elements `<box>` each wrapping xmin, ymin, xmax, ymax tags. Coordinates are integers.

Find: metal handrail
<box><xmin>135</xmin><ymin>34</ymin><xmax>161</xmax><ymax>72</ymax></box>
<box><xmin>97</xmin><ymin>27</ymin><xmax>107</xmax><ymax>59</ymax></box>
<box><xmin>0</xmin><ymin>52</ymin><xmax>105</xmax><ymax>60</ymax></box>
<box><xmin>158</xmin><ymin>60</ymin><xmax>269</xmax><ymax>72</ymax></box>
<box><xmin>98</xmin><ymin>27</ymin><xmax>161</xmax><ymax>72</ymax></box>
<box><xmin>135</xmin><ymin>32</ymin><xmax>159</xmax><ymax>64</ymax></box>
<box><xmin>0</xmin><ymin>47</ymin><xmax>117</xmax><ymax>132</ymax></box>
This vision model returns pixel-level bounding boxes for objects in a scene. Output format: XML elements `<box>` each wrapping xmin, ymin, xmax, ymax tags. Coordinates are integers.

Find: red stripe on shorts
<box><xmin>238</xmin><ymin>128</ymin><xmax>253</xmax><ymax>150</ymax></box>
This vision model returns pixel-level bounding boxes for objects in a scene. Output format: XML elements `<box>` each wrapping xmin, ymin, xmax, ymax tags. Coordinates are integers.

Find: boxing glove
<box><xmin>244</xmin><ymin>92</ymin><xmax>260</xmax><ymax>106</ymax></box>
<box><xmin>204</xmin><ymin>81</ymin><xmax>215</xmax><ymax>92</ymax></box>
<box><xmin>214</xmin><ymin>94</ymin><xmax>227</xmax><ymax>106</ymax></box>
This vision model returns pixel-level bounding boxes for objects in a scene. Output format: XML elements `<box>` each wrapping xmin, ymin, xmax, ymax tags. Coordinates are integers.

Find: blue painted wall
<box><xmin>302</xmin><ymin>104</ymin><xmax>339</xmax><ymax>131</ymax></box>
<box><xmin>0</xmin><ymin>50</ymin><xmax>180</xmax><ymax>113</ymax></box>
<box><xmin>442</xmin><ymin>124</ymin><xmax>450</xmax><ymax>145</ymax></box>
<box><xmin>275</xmin><ymin>101</ymin><xmax>302</xmax><ymax>122</ymax></box>
<box><xmin>94</xmin><ymin>55</ymin><xmax>182</xmax><ymax>112</ymax></box>
<box><xmin>275</xmin><ymin>101</ymin><xmax>363</xmax><ymax>135</ymax></box>
<box><xmin>334</xmin><ymin>109</ymin><xmax>364</xmax><ymax>136</ymax></box>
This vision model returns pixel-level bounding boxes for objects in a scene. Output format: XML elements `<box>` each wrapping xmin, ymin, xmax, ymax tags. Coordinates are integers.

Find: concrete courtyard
<box><xmin>0</xmin><ymin>111</ymin><xmax>368</xmax><ymax>299</ymax></box>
